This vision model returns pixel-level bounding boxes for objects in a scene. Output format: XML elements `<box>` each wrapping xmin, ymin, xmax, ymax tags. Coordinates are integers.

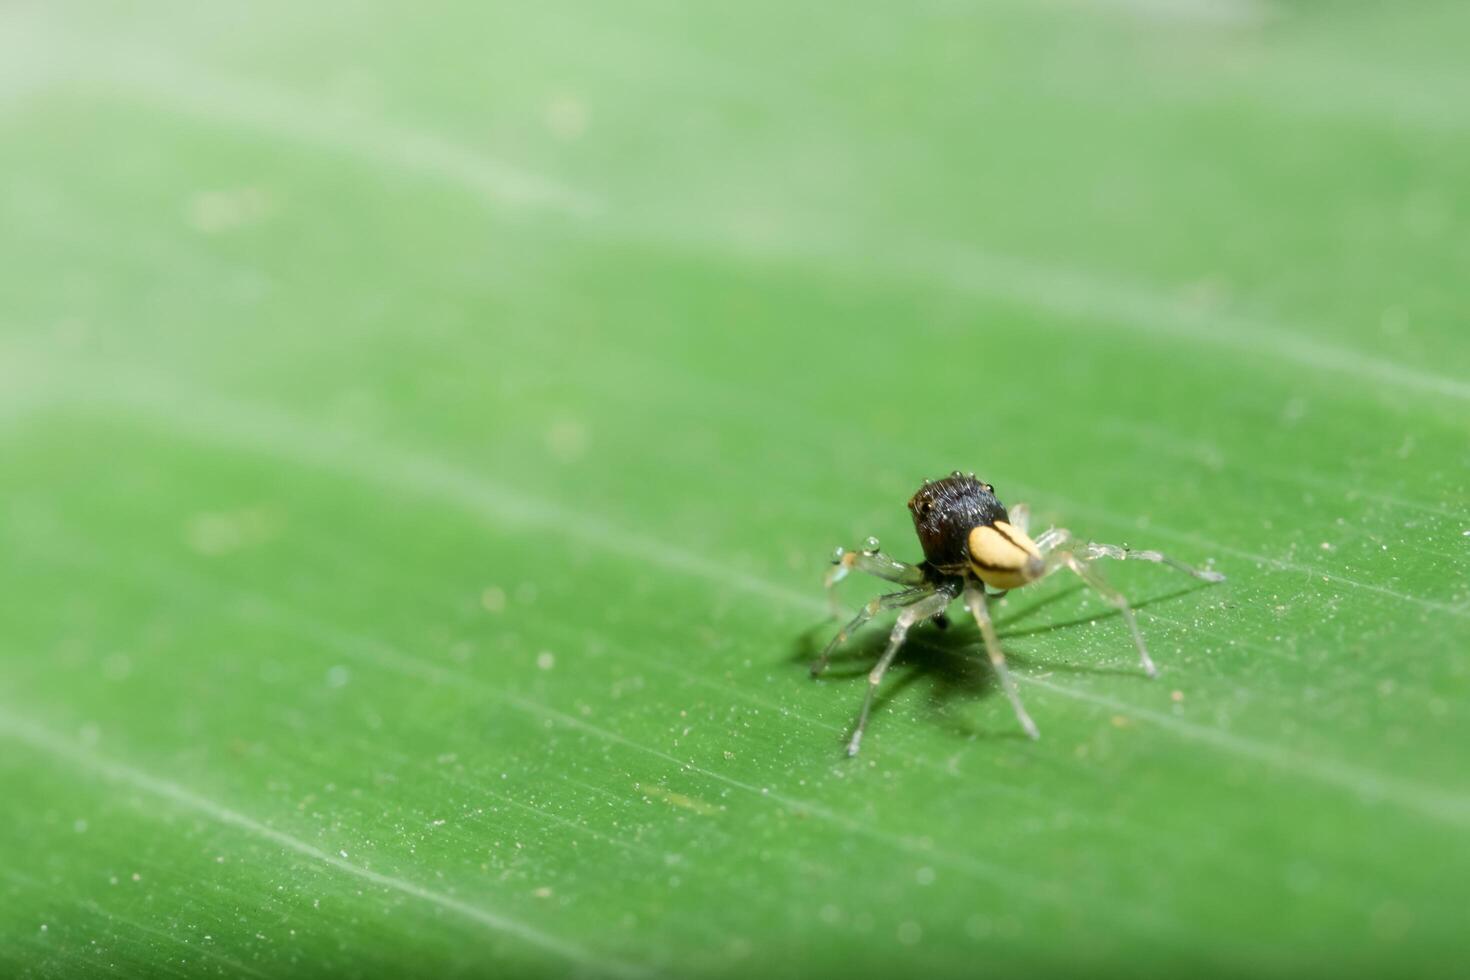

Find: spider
<box><xmin>815</xmin><ymin>472</ymin><xmax>1225</xmax><ymax>756</ymax></box>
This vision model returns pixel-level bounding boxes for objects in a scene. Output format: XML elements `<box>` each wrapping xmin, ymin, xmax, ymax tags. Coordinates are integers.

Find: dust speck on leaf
<box><xmin>1370</xmin><ymin>900</ymin><xmax>1413</xmax><ymax>942</ymax></box>
<box><xmin>102</xmin><ymin>653</ymin><xmax>133</xmax><ymax>681</ymax></box>
<box><xmin>545</xmin><ymin>419</ymin><xmax>590</xmax><ymax>462</ymax></box>
<box><xmin>185</xmin><ymin>507</ymin><xmax>283</xmax><ymax>556</ymax></box>
<box><xmin>544</xmin><ymin>93</ymin><xmax>589</xmax><ymax>141</ymax></box>
<box><xmin>638</xmin><ymin>783</ymin><xmax>723</xmax><ymax>816</ymax></box>
<box><xmin>186</xmin><ymin>186</ymin><xmax>275</xmax><ymax>233</ymax></box>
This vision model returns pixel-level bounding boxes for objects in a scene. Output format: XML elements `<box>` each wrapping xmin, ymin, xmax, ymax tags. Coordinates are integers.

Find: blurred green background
<box><xmin>2</xmin><ymin>1</ymin><xmax>1467</xmax><ymax>977</ymax></box>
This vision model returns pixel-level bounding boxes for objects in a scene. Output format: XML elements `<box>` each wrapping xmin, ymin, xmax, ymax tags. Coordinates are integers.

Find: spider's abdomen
<box><xmin>908</xmin><ymin>473</ymin><xmax>1008</xmax><ymax>572</ymax></box>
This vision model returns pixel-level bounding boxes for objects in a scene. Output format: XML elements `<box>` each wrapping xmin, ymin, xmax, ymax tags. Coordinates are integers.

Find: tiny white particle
<box><xmin>131</xmin><ymin>872</ymin><xmax>141</xmax><ymax>882</ymax></box>
<box><xmin>544</xmin><ymin>419</ymin><xmax>590</xmax><ymax>462</ymax></box>
<box><xmin>339</xmin><ymin>850</ymin><xmax>349</xmax><ymax>858</ymax></box>
<box><xmin>543</xmin><ymin>94</ymin><xmax>588</xmax><ymax>139</ymax></box>
<box><xmin>536</xmin><ymin>650</ymin><xmax>556</xmax><ymax>671</ymax></box>
<box><xmin>40</xmin><ymin>924</ymin><xmax>47</xmax><ymax>932</ymax></box>
<box><xmin>102</xmin><ymin>653</ymin><xmax>133</xmax><ymax>681</ymax></box>
<box><xmin>186</xmin><ymin>186</ymin><xmax>273</xmax><ymax>234</ymax></box>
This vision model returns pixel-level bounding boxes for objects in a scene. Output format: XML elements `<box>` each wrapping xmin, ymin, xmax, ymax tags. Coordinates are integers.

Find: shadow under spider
<box><xmin>789</xmin><ymin>582</ymin><xmax>1214</xmax><ymax>743</ymax></box>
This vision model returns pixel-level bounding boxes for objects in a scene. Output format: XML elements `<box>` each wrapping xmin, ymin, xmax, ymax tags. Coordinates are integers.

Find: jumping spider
<box><xmin>816</xmin><ymin>472</ymin><xmax>1225</xmax><ymax>756</ymax></box>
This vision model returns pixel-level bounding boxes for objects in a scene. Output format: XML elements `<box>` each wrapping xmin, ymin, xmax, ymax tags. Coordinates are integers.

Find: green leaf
<box><xmin>3</xmin><ymin>2</ymin><xmax>1467</xmax><ymax>977</ymax></box>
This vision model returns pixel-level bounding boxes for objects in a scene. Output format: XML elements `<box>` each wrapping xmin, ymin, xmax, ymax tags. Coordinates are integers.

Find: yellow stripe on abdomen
<box><xmin>968</xmin><ymin>521</ymin><xmax>1044</xmax><ymax>591</ymax></box>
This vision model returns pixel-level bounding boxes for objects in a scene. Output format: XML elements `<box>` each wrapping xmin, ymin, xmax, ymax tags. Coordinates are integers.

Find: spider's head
<box><xmin>909</xmin><ymin>473</ymin><xmax>1043</xmax><ymax>588</ymax></box>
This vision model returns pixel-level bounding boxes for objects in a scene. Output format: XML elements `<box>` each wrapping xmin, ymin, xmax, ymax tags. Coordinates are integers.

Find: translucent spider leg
<box><xmin>1007</xmin><ymin>502</ymin><xmax>1031</xmax><ymax>535</ymax></box>
<box><xmin>845</xmin><ymin>590</ymin><xmax>954</xmax><ymax>757</ymax></box>
<box><xmin>811</xmin><ymin>586</ymin><xmax>933</xmax><ymax>678</ymax></box>
<box><xmin>964</xmin><ymin>585</ymin><xmax>1040</xmax><ymax>740</ymax></box>
<box><xmin>1077</xmin><ymin>542</ymin><xmax>1226</xmax><ymax>583</ymax></box>
<box><xmin>824</xmin><ymin>544</ymin><xmax>927</xmax><ymax>616</ymax></box>
<box><xmin>1060</xmin><ymin>554</ymin><xmax>1158</xmax><ymax>677</ymax></box>
<box><xmin>1034</xmin><ymin>528</ymin><xmax>1224</xmax><ymax>583</ymax></box>
<box><xmin>1035</xmin><ymin>530</ymin><xmax>1223</xmax><ymax>678</ymax></box>
<box><xmin>1033</xmin><ymin>525</ymin><xmax>1069</xmax><ymax>555</ymax></box>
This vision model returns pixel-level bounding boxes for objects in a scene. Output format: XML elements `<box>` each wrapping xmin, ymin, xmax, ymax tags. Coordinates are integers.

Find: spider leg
<box><xmin>964</xmin><ymin>584</ymin><xmax>1039</xmax><ymax>740</ymax></box>
<box><xmin>1028</xmin><ymin>530</ymin><xmax>1221</xmax><ymax>679</ymax></box>
<box><xmin>825</xmin><ymin>544</ymin><xmax>927</xmax><ymax>616</ymax></box>
<box><xmin>845</xmin><ymin>590</ymin><xmax>954</xmax><ymax>756</ymax></box>
<box><xmin>1056</xmin><ymin>552</ymin><xmax>1158</xmax><ymax>677</ymax></box>
<box><xmin>1007</xmin><ymin>502</ymin><xmax>1031</xmax><ymax>535</ymax></box>
<box><xmin>1036</xmin><ymin>529</ymin><xmax>1223</xmax><ymax>583</ymax></box>
<box><xmin>1078</xmin><ymin>541</ymin><xmax>1225</xmax><ymax>583</ymax></box>
<box><xmin>1033</xmin><ymin>525</ymin><xmax>1070</xmax><ymax>555</ymax></box>
<box><xmin>811</xmin><ymin>586</ymin><xmax>933</xmax><ymax>678</ymax></box>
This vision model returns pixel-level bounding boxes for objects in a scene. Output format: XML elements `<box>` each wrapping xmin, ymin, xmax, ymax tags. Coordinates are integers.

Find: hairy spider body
<box><xmin>817</xmin><ymin>472</ymin><xmax>1225</xmax><ymax>756</ymax></box>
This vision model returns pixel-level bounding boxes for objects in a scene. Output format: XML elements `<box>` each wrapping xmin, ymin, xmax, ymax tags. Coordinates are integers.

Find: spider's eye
<box><xmin>982</xmin><ymin>483</ymin><xmax>994</xmax><ymax>494</ymax></box>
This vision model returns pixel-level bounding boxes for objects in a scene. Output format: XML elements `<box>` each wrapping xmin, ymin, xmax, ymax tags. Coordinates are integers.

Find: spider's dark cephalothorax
<box><xmin>908</xmin><ymin>474</ymin><xmax>1006</xmax><ymax>573</ymax></box>
<box><xmin>816</xmin><ymin>471</ymin><xmax>1225</xmax><ymax>756</ymax></box>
